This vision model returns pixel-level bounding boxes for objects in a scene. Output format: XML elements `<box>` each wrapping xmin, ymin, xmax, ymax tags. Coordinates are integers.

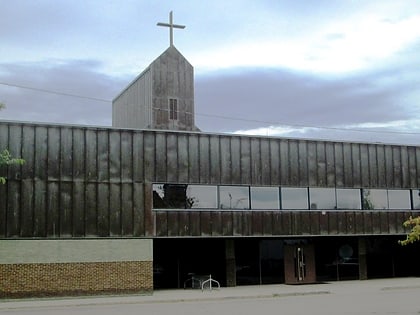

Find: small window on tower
<box><xmin>169</xmin><ymin>98</ymin><xmax>178</xmax><ymax>120</ymax></box>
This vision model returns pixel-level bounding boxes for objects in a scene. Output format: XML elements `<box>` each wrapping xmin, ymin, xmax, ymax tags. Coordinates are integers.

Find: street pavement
<box><xmin>0</xmin><ymin>277</ymin><xmax>419</xmax><ymax>314</ymax></box>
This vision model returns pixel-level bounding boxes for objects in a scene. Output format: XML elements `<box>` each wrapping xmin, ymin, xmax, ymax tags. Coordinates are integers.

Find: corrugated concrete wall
<box><xmin>0</xmin><ymin>121</ymin><xmax>419</xmax><ymax>238</ymax></box>
<box><xmin>113</xmin><ymin>67</ymin><xmax>153</xmax><ymax>129</ymax></box>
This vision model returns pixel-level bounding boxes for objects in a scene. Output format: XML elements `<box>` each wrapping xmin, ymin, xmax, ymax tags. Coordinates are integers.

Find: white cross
<box><xmin>157</xmin><ymin>11</ymin><xmax>186</xmax><ymax>47</ymax></box>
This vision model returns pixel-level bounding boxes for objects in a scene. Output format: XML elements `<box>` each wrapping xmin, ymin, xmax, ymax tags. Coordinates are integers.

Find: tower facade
<box><xmin>112</xmin><ymin>46</ymin><xmax>198</xmax><ymax>131</ymax></box>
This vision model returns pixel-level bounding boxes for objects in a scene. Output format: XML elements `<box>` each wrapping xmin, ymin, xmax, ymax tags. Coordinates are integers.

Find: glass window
<box><xmin>388</xmin><ymin>190</ymin><xmax>411</xmax><ymax>209</ymax></box>
<box><xmin>219</xmin><ymin>186</ymin><xmax>250</xmax><ymax>210</ymax></box>
<box><xmin>362</xmin><ymin>189</ymin><xmax>387</xmax><ymax>210</ymax></box>
<box><xmin>412</xmin><ymin>190</ymin><xmax>420</xmax><ymax>209</ymax></box>
<box><xmin>250</xmin><ymin>187</ymin><xmax>280</xmax><ymax>210</ymax></box>
<box><xmin>281</xmin><ymin>187</ymin><xmax>308</xmax><ymax>210</ymax></box>
<box><xmin>186</xmin><ymin>185</ymin><xmax>218</xmax><ymax>209</ymax></box>
<box><xmin>169</xmin><ymin>98</ymin><xmax>178</xmax><ymax>120</ymax></box>
<box><xmin>153</xmin><ymin>183</ymin><xmax>188</xmax><ymax>209</ymax></box>
<box><xmin>309</xmin><ymin>188</ymin><xmax>336</xmax><ymax>210</ymax></box>
<box><xmin>336</xmin><ymin>189</ymin><xmax>362</xmax><ymax>210</ymax></box>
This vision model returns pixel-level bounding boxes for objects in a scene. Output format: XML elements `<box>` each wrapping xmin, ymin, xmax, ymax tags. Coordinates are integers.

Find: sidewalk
<box><xmin>1</xmin><ymin>277</ymin><xmax>419</xmax><ymax>311</ymax></box>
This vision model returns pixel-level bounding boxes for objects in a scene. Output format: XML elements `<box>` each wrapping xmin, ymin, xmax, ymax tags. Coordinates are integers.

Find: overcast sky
<box><xmin>0</xmin><ymin>0</ymin><xmax>419</xmax><ymax>145</ymax></box>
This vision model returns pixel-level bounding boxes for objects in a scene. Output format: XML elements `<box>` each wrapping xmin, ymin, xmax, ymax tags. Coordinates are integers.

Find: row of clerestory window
<box><xmin>152</xmin><ymin>183</ymin><xmax>420</xmax><ymax>211</ymax></box>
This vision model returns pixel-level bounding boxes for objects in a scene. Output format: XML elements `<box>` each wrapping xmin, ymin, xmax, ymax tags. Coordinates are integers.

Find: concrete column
<box><xmin>358</xmin><ymin>237</ymin><xmax>368</xmax><ymax>280</ymax></box>
<box><xmin>225</xmin><ymin>239</ymin><xmax>236</xmax><ymax>287</ymax></box>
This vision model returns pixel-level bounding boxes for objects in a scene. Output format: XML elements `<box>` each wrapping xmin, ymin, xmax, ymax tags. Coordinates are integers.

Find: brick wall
<box><xmin>0</xmin><ymin>261</ymin><xmax>153</xmax><ymax>298</ymax></box>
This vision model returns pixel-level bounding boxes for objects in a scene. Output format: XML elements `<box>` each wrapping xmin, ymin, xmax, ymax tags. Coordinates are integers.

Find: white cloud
<box><xmin>192</xmin><ymin>14</ymin><xmax>420</xmax><ymax>75</ymax></box>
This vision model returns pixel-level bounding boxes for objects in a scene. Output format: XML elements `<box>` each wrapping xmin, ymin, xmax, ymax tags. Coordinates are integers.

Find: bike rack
<box><xmin>201</xmin><ymin>274</ymin><xmax>220</xmax><ymax>291</ymax></box>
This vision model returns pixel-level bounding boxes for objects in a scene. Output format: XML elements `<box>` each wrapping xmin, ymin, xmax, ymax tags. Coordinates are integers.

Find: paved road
<box><xmin>1</xmin><ymin>278</ymin><xmax>420</xmax><ymax>315</ymax></box>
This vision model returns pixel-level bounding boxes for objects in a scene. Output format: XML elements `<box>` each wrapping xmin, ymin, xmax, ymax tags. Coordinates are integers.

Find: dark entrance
<box><xmin>284</xmin><ymin>242</ymin><xmax>316</xmax><ymax>284</ymax></box>
<box><xmin>153</xmin><ymin>238</ymin><xmax>226</xmax><ymax>289</ymax></box>
<box><xmin>235</xmin><ymin>239</ymin><xmax>285</xmax><ymax>285</ymax></box>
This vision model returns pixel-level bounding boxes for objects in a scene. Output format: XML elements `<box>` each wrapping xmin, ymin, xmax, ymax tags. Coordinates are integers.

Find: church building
<box><xmin>0</xmin><ymin>12</ymin><xmax>419</xmax><ymax>297</ymax></box>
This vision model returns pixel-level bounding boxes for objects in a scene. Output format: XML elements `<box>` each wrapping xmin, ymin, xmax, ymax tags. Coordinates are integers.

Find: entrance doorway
<box><xmin>284</xmin><ymin>242</ymin><xmax>316</xmax><ymax>284</ymax></box>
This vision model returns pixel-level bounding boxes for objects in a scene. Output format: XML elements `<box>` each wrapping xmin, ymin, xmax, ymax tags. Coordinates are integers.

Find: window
<box><xmin>309</xmin><ymin>188</ymin><xmax>336</xmax><ymax>210</ymax></box>
<box><xmin>336</xmin><ymin>189</ymin><xmax>362</xmax><ymax>210</ymax></box>
<box><xmin>250</xmin><ymin>187</ymin><xmax>280</xmax><ymax>210</ymax></box>
<box><xmin>362</xmin><ymin>189</ymin><xmax>387</xmax><ymax>209</ymax></box>
<box><xmin>153</xmin><ymin>184</ymin><xmax>218</xmax><ymax>209</ymax></box>
<box><xmin>388</xmin><ymin>190</ymin><xmax>411</xmax><ymax>209</ymax></box>
<box><xmin>169</xmin><ymin>98</ymin><xmax>178</xmax><ymax>120</ymax></box>
<box><xmin>219</xmin><ymin>186</ymin><xmax>250</xmax><ymax>210</ymax></box>
<box><xmin>186</xmin><ymin>185</ymin><xmax>218</xmax><ymax>209</ymax></box>
<box><xmin>153</xmin><ymin>183</ymin><xmax>187</xmax><ymax>209</ymax></box>
<box><xmin>281</xmin><ymin>187</ymin><xmax>308</xmax><ymax>210</ymax></box>
<box><xmin>412</xmin><ymin>190</ymin><xmax>420</xmax><ymax>209</ymax></box>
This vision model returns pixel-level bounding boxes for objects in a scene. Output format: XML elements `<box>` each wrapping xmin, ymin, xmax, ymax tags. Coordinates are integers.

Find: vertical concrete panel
<box><xmin>97</xmin><ymin>130</ymin><xmax>109</xmax><ymax>182</ymax></box>
<box><xmin>199</xmin><ymin>135</ymin><xmax>210</xmax><ymax>183</ymax></box>
<box><xmin>121</xmin><ymin>183</ymin><xmax>133</xmax><ymax>235</ymax></box>
<box><xmin>121</xmin><ymin>131</ymin><xmax>133</xmax><ymax>182</ymax></box>
<box><xmin>368</xmin><ymin>145</ymin><xmax>378</xmax><ymax>187</ymax></box>
<box><xmin>72</xmin><ymin>128</ymin><xmax>85</xmax><ymax>181</ymax></box>
<box><xmin>97</xmin><ymin>183</ymin><xmax>109</xmax><ymax>236</ymax></box>
<box><xmin>240</xmin><ymin>137</ymin><xmax>251</xmax><ymax>184</ymax></box>
<box><xmin>316</xmin><ymin>142</ymin><xmax>326</xmax><ymax>186</ymax></box>
<box><xmin>376</xmin><ymin>145</ymin><xmax>386</xmax><ymax>187</ymax></box>
<box><xmin>155</xmin><ymin>132</ymin><xmax>167</xmax><ymax>182</ymax></box>
<box><xmin>326</xmin><ymin>142</ymin><xmax>335</xmax><ymax>187</ymax></box>
<box><xmin>400</xmin><ymin>146</ymin><xmax>409</xmax><ymax>188</ymax></box>
<box><xmin>360</xmin><ymin>144</ymin><xmax>369</xmax><ymax>187</ymax></box>
<box><xmin>72</xmin><ymin>181</ymin><xmax>85</xmax><ymax>237</ymax></box>
<box><xmin>220</xmin><ymin>136</ymin><xmax>232</xmax><ymax>184</ymax></box>
<box><xmin>298</xmin><ymin>141</ymin><xmax>308</xmax><ymax>186</ymax></box>
<box><xmin>166</xmin><ymin>133</ymin><xmax>178</xmax><ymax>182</ymax></box>
<box><xmin>47</xmin><ymin>182</ymin><xmax>60</xmax><ymax>237</ymax></box>
<box><xmin>343</xmin><ymin>143</ymin><xmax>353</xmax><ymax>187</ymax></box>
<box><xmin>85</xmin><ymin>183</ymin><xmax>97</xmax><ymax>236</ymax></box>
<box><xmin>109</xmin><ymin>131</ymin><xmax>121</xmax><ymax>182</ymax></box>
<box><xmin>269</xmin><ymin>139</ymin><xmax>280</xmax><ymax>186</ymax></box>
<box><xmin>279</xmin><ymin>140</ymin><xmax>289</xmax><ymax>185</ymax></box>
<box><xmin>289</xmin><ymin>140</ymin><xmax>299</xmax><ymax>186</ymax></box>
<box><xmin>385</xmin><ymin>146</ymin><xmax>394</xmax><ymax>187</ymax></box>
<box><xmin>231</xmin><ymin>137</ymin><xmax>241</xmax><ymax>184</ymax></box>
<box><xmin>210</xmin><ymin>135</ymin><xmax>221</xmax><ymax>184</ymax></box>
<box><xmin>187</xmin><ymin>134</ymin><xmax>199</xmax><ymax>183</ymax></box>
<box><xmin>133</xmin><ymin>182</ymin><xmax>145</xmax><ymax>236</ymax></box>
<box><xmin>407</xmin><ymin>147</ymin><xmax>417</xmax><ymax>188</ymax></box>
<box><xmin>261</xmin><ymin>138</ymin><xmax>271</xmax><ymax>185</ymax></box>
<box><xmin>20</xmin><ymin>179</ymin><xmax>34</xmax><ymax>236</ymax></box>
<box><xmin>352</xmin><ymin>144</ymin><xmax>361</xmax><ymax>187</ymax></box>
<box><xmin>177</xmin><ymin>134</ymin><xmax>189</xmax><ymax>183</ymax></box>
<box><xmin>334</xmin><ymin>143</ymin><xmax>344</xmax><ymax>187</ymax></box>
<box><xmin>60</xmin><ymin>127</ymin><xmax>73</xmax><ymax>181</ymax></box>
<box><xmin>109</xmin><ymin>183</ymin><xmax>121</xmax><ymax>236</ymax></box>
<box><xmin>85</xmin><ymin>129</ymin><xmax>98</xmax><ymax>182</ymax></box>
<box><xmin>132</xmin><ymin>132</ymin><xmax>144</xmax><ymax>182</ymax></box>
<box><xmin>34</xmin><ymin>126</ymin><xmax>48</xmax><ymax>180</ymax></box>
<box><xmin>60</xmin><ymin>182</ymin><xmax>73</xmax><ymax>237</ymax></box>
<box><xmin>251</xmin><ymin>138</ymin><xmax>262</xmax><ymax>185</ymax></box>
<box><xmin>143</xmin><ymin>132</ymin><xmax>155</xmax><ymax>182</ymax></box>
<box><xmin>308</xmin><ymin>142</ymin><xmax>317</xmax><ymax>187</ymax></box>
<box><xmin>393</xmin><ymin>146</ymin><xmax>402</xmax><ymax>188</ymax></box>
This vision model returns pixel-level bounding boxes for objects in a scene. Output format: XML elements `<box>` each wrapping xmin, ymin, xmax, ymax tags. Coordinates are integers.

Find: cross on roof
<box><xmin>157</xmin><ymin>11</ymin><xmax>186</xmax><ymax>47</ymax></box>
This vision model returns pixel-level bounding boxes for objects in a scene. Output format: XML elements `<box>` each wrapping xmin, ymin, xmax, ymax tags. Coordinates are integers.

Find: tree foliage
<box><xmin>0</xmin><ymin>149</ymin><xmax>25</xmax><ymax>184</ymax></box>
<box><xmin>0</xmin><ymin>104</ymin><xmax>25</xmax><ymax>184</ymax></box>
<box><xmin>399</xmin><ymin>216</ymin><xmax>420</xmax><ymax>245</ymax></box>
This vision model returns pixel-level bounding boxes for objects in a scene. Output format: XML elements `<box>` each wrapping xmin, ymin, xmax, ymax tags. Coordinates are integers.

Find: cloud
<box><xmin>195</xmin><ymin>67</ymin><xmax>420</xmax><ymax>144</ymax></box>
<box><xmin>0</xmin><ymin>60</ymin><xmax>128</xmax><ymax>126</ymax></box>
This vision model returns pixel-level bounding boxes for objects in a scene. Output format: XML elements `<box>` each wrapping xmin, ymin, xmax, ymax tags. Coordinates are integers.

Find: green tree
<box><xmin>399</xmin><ymin>216</ymin><xmax>420</xmax><ymax>245</ymax></box>
<box><xmin>0</xmin><ymin>103</ymin><xmax>25</xmax><ymax>184</ymax></box>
